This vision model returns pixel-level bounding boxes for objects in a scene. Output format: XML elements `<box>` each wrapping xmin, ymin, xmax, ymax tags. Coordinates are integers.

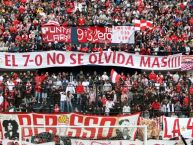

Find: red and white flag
<box><xmin>181</xmin><ymin>63</ymin><xmax>193</xmax><ymax>71</ymax></box>
<box><xmin>42</xmin><ymin>20</ymin><xmax>60</xmax><ymax>26</ymax></box>
<box><xmin>132</xmin><ymin>19</ymin><xmax>153</xmax><ymax>31</ymax></box>
<box><xmin>110</xmin><ymin>69</ymin><xmax>120</xmax><ymax>83</ymax></box>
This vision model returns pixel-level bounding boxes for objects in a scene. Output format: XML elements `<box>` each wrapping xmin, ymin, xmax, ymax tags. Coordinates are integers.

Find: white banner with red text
<box><xmin>41</xmin><ymin>26</ymin><xmax>71</xmax><ymax>43</ymax></box>
<box><xmin>71</xmin><ymin>139</ymin><xmax>192</xmax><ymax>145</ymax></box>
<box><xmin>0</xmin><ymin>113</ymin><xmax>140</xmax><ymax>140</ymax></box>
<box><xmin>163</xmin><ymin>117</ymin><xmax>193</xmax><ymax>139</ymax></box>
<box><xmin>112</xmin><ymin>26</ymin><xmax>135</xmax><ymax>43</ymax></box>
<box><xmin>0</xmin><ymin>51</ymin><xmax>181</xmax><ymax>70</ymax></box>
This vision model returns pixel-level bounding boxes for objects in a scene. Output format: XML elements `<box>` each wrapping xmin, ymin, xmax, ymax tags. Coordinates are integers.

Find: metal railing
<box><xmin>0</xmin><ymin>82</ymin><xmax>192</xmax><ymax>117</ymax></box>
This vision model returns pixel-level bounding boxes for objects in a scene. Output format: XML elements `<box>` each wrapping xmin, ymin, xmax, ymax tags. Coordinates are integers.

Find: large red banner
<box><xmin>0</xmin><ymin>113</ymin><xmax>140</xmax><ymax>140</ymax></box>
<box><xmin>41</xmin><ymin>26</ymin><xmax>71</xmax><ymax>43</ymax></box>
<box><xmin>77</xmin><ymin>26</ymin><xmax>112</xmax><ymax>43</ymax></box>
<box><xmin>40</xmin><ymin>26</ymin><xmax>136</xmax><ymax>44</ymax></box>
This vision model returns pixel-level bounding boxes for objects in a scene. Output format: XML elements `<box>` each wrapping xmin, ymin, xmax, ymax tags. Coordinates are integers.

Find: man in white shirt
<box><xmin>65</xmin><ymin>82</ymin><xmax>75</xmax><ymax>94</ymax></box>
<box><xmin>0</xmin><ymin>75</ymin><xmax>3</xmax><ymax>82</ymax></box>
<box><xmin>7</xmin><ymin>79</ymin><xmax>15</xmax><ymax>92</ymax></box>
<box><xmin>185</xmin><ymin>45</ymin><xmax>190</xmax><ymax>55</ymax></box>
<box><xmin>76</xmin><ymin>1</ymin><xmax>83</xmax><ymax>12</ymax></box>
<box><xmin>103</xmin><ymin>81</ymin><xmax>112</xmax><ymax>93</ymax></box>
<box><xmin>105</xmin><ymin>98</ymin><xmax>114</xmax><ymax>116</ymax></box>
<box><xmin>102</xmin><ymin>72</ymin><xmax>109</xmax><ymax>81</ymax></box>
<box><xmin>173</xmin><ymin>72</ymin><xmax>179</xmax><ymax>83</ymax></box>
<box><xmin>71</xmin><ymin>79</ymin><xmax>78</xmax><ymax>87</ymax></box>
<box><xmin>122</xmin><ymin>103</ymin><xmax>131</xmax><ymax>115</ymax></box>
<box><xmin>82</xmin><ymin>79</ymin><xmax>90</xmax><ymax>93</ymax></box>
<box><xmin>189</xmin><ymin>74</ymin><xmax>193</xmax><ymax>84</ymax></box>
<box><xmin>60</xmin><ymin>92</ymin><xmax>67</xmax><ymax>112</ymax></box>
<box><xmin>55</xmin><ymin>78</ymin><xmax>62</xmax><ymax>90</ymax></box>
<box><xmin>0</xmin><ymin>93</ymin><xmax>4</xmax><ymax>106</ymax></box>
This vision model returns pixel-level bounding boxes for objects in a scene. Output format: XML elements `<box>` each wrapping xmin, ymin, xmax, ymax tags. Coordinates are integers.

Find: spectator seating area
<box><xmin>0</xmin><ymin>70</ymin><xmax>192</xmax><ymax>118</ymax></box>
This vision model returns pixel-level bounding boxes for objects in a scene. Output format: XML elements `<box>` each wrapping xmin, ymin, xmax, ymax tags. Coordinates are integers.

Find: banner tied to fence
<box><xmin>41</xmin><ymin>26</ymin><xmax>135</xmax><ymax>43</ymax></box>
<box><xmin>163</xmin><ymin>117</ymin><xmax>193</xmax><ymax>139</ymax></box>
<box><xmin>0</xmin><ymin>51</ymin><xmax>181</xmax><ymax>70</ymax></box>
<box><xmin>71</xmin><ymin>139</ymin><xmax>193</xmax><ymax>145</ymax></box>
<box><xmin>0</xmin><ymin>113</ymin><xmax>140</xmax><ymax>140</ymax></box>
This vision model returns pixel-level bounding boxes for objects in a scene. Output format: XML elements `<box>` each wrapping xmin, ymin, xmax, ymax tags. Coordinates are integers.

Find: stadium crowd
<box><xmin>0</xmin><ymin>0</ymin><xmax>192</xmax><ymax>54</ymax></box>
<box><xmin>0</xmin><ymin>70</ymin><xmax>192</xmax><ymax>118</ymax></box>
<box><xmin>0</xmin><ymin>0</ymin><xmax>192</xmax><ymax>144</ymax></box>
<box><xmin>0</xmin><ymin>0</ymin><xmax>192</xmax><ymax>116</ymax></box>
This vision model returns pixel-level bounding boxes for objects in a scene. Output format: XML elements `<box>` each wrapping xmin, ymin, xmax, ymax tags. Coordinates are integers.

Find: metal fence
<box><xmin>0</xmin><ymin>82</ymin><xmax>192</xmax><ymax>118</ymax></box>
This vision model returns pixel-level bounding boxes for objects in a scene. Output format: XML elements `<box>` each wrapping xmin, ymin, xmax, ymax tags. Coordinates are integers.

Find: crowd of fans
<box><xmin>0</xmin><ymin>0</ymin><xmax>193</xmax><ymax>144</ymax></box>
<box><xmin>0</xmin><ymin>0</ymin><xmax>192</xmax><ymax>116</ymax></box>
<box><xmin>0</xmin><ymin>0</ymin><xmax>192</xmax><ymax>54</ymax></box>
<box><xmin>0</xmin><ymin>70</ymin><xmax>193</xmax><ymax>118</ymax></box>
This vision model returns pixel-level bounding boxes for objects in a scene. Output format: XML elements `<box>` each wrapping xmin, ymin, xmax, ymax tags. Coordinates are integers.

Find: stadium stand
<box><xmin>0</xmin><ymin>0</ymin><xmax>193</xmax><ymax>144</ymax></box>
<box><xmin>0</xmin><ymin>0</ymin><xmax>192</xmax><ymax>54</ymax></box>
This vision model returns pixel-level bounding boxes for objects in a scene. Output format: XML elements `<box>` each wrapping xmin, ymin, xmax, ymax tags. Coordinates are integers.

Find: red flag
<box><xmin>181</xmin><ymin>63</ymin><xmax>193</xmax><ymax>71</ymax></box>
<box><xmin>110</xmin><ymin>69</ymin><xmax>120</xmax><ymax>83</ymax></box>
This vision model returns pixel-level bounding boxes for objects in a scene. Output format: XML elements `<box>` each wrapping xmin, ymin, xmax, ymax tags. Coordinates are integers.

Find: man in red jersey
<box><xmin>76</xmin><ymin>81</ymin><xmax>85</xmax><ymax>105</ymax></box>
<box><xmin>34</xmin><ymin>72</ymin><xmax>47</xmax><ymax>103</ymax></box>
<box><xmin>151</xmin><ymin>99</ymin><xmax>160</xmax><ymax>117</ymax></box>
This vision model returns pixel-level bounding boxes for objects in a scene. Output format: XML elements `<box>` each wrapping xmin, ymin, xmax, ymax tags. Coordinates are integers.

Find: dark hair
<box><xmin>119</xmin><ymin>119</ymin><xmax>129</xmax><ymax>125</ymax></box>
<box><xmin>3</xmin><ymin>120</ymin><xmax>18</xmax><ymax>132</ymax></box>
<box><xmin>2</xmin><ymin>120</ymin><xmax>19</xmax><ymax>140</ymax></box>
<box><xmin>67</xmin><ymin>91</ymin><xmax>70</xmax><ymax>96</ymax></box>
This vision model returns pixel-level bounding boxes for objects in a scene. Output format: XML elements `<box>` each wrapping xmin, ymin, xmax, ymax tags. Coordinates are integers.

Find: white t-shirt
<box><xmin>0</xmin><ymin>95</ymin><xmax>4</xmax><ymax>105</ymax></box>
<box><xmin>66</xmin><ymin>85</ymin><xmax>75</xmax><ymax>94</ymax></box>
<box><xmin>102</xmin><ymin>74</ymin><xmax>109</xmax><ymax>81</ymax></box>
<box><xmin>71</xmin><ymin>81</ymin><xmax>78</xmax><ymax>87</ymax></box>
<box><xmin>56</xmin><ymin>80</ymin><xmax>62</xmax><ymax>87</ymax></box>
<box><xmin>103</xmin><ymin>83</ymin><xmax>112</xmax><ymax>92</ymax></box>
<box><xmin>185</xmin><ymin>46</ymin><xmax>190</xmax><ymax>55</ymax></box>
<box><xmin>173</xmin><ymin>74</ymin><xmax>179</xmax><ymax>83</ymax></box>
<box><xmin>7</xmin><ymin>81</ymin><xmax>15</xmax><ymax>91</ymax></box>
<box><xmin>123</xmin><ymin>105</ymin><xmax>131</xmax><ymax>114</ymax></box>
<box><xmin>60</xmin><ymin>92</ymin><xmax>67</xmax><ymax>101</ymax></box>
<box><xmin>189</xmin><ymin>77</ymin><xmax>193</xmax><ymax>83</ymax></box>
<box><xmin>153</xmin><ymin>47</ymin><xmax>159</xmax><ymax>54</ymax></box>
<box><xmin>82</xmin><ymin>81</ymin><xmax>89</xmax><ymax>92</ymax></box>
<box><xmin>76</xmin><ymin>2</ymin><xmax>83</xmax><ymax>12</ymax></box>
<box><xmin>82</xmin><ymin>81</ymin><xmax>89</xmax><ymax>87</ymax></box>
<box><xmin>105</xmin><ymin>101</ymin><xmax>114</xmax><ymax>113</ymax></box>
<box><xmin>155</xmin><ymin>83</ymin><xmax>160</xmax><ymax>90</ymax></box>
<box><xmin>16</xmin><ymin>78</ymin><xmax>22</xmax><ymax>83</ymax></box>
<box><xmin>135</xmin><ymin>47</ymin><xmax>140</xmax><ymax>54</ymax></box>
<box><xmin>0</xmin><ymin>76</ymin><xmax>3</xmax><ymax>82</ymax></box>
